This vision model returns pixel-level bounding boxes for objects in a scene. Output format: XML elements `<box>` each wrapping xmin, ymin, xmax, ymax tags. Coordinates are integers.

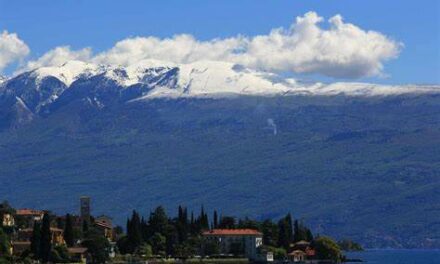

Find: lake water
<box><xmin>345</xmin><ymin>249</ymin><xmax>440</xmax><ymax>264</ymax></box>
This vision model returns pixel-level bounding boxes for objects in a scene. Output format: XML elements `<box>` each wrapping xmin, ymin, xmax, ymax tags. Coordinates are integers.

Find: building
<box><xmin>289</xmin><ymin>250</ymin><xmax>306</xmax><ymax>262</ymax></box>
<box><xmin>15</xmin><ymin>209</ymin><xmax>44</xmax><ymax>228</ymax></box>
<box><xmin>94</xmin><ymin>219</ymin><xmax>113</xmax><ymax>241</ymax></box>
<box><xmin>2</xmin><ymin>213</ymin><xmax>15</xmax><ymax>227</ymax></box>
<box><xmin>80</xmin><ymin>196</ymin><xmax>91</xmax><ymax>221</ymax></box>
<box><xmin>68</xmin><ymin>247</ymin><xmax>88</xmax><ymax>263</ymax></box>
<box><xmin>202</xmin><ymin>229</ymin><xmax>263</xmax><ymax>260</ymax></box>
<box><xmin>17</xmin><ymin>227</ymin><xmax>65</xmax><ymax>245</ymax></box>
<box><xmin>95</xmin><ymin>215</ymin><xmax>112</xmax><ymax>227</ymax></box>
<box><xmin>288</xmin><ymin>241</ymin><xmax>316</xmax><ymax>262</ymax></box>
<box><xmin>11</xmin><ymin>241</ymin><xmax>31</xmax><ymax>256</ymax></box>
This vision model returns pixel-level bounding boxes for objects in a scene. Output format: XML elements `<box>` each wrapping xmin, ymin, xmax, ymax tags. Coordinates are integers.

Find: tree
<box><xmin>199</xmin><ymin>206</ymin><xmax>209</xmax><ymax>230</ymax></box>
<box><xmin>203</xmin><ymin>239</ymin><xmax>220</xmax><ymax>256</ymax></box>
<box><xmin>51</xmin><ymin>245</ymin><xmax>70</xmax><ymax>263</ymax></box>
<box><xmin>261</xmin><ymin>219</ymin><xmax>279</xmax><ymax>247</ymax></box>
<box><xmin>0</xmin><ymin>228</ymin><xmax>11</xmax><ymax>258</ymax></box>
<box><xmin>149</xmin><ymin>232</ymin><xmax>166</xmax><ymax>256</ymax></box>
<box><xmin>218</xmin><ymin>216</ymin><xmax>235</xmax><ymax>229</ymax></box>
<box><xmin>293</xmin><ymin>220</ymin><xmax>300</xmax><ymax>242</ymax></box>
<box><xmin>213</xmin><ymin>210</ymin><xmax>218</xmax><ymax>229</ymax></box>
<box><xmin>30</xmin><ymin>221</ymin><xmax>41</xmax><ymax>258</ymax></box>
<box><xmin>293</xmin><ymin>220</ymin><xmax>313</xmax><ymax>242</ymax></box>
<box><xmin>64</xmin><ymin>214</ymin><xmax>74</xmax><ymax>247</ymax></box>
<box><xmin>174</xmin><ymin>242</ymin><xmax>195</xmax><ymax>259</ymax></box>
<box><xmin>176</xmin><ymin>206</ymin><xmax>188</xmax><ymax>243</ymax></box>
<box><xmin>277</xmin><ymin>215</ymin><xmax>292</xmax><ymax>250</ymax></box>
<box><xmin>137</xmin><ymin>243</ymin><xmax>153</xmax><ymax>257</ymax></box>
<box><xmin>82</xmin><ymin>219</ymin><xmax>89</xmax><ymax>233</ymax></box>
<box><xmin>39</xmin><ymin>213</ymin><xmax>52</xmax><ymax>263</ymax></box>
<box><xmin>127</xmin><ymin>210</ymin><xmax>142</xmax><ymax>253</ymax></box>
<box><xmin>82</xmin><ymin>229</ymin><xmax>111</xmax><ymax>264</ymax></box>
<box><xmin>312</xmin><ymin>237</ymin><xmax>343</xmax><ymax>262</ymax></box>
<box><xmin>149</xmin><ymin>207</ymin><xmax>168</xmax><ymax>236</ymax></box>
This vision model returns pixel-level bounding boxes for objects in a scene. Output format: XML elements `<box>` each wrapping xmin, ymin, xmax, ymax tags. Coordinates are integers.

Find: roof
<box><xmin>96</xmin><ymin>215</ymin><xmax>112</xmax><ymax>220</ymax></box>
<box><xmin>95</xmin><ymin>221</ymin><xmax>112</xmax><ymax>229</ymax></box>
<box><xmin>202</xmin><ymin>229</ymin><xmax>262</xmax><ymax>236</ymax></box>
<box><xmin>289</xmin><ymin>250</ymin><xmax>306</xmax><ymax>256</ymax></box>
<box><xmin>295</xmin><ymin>240</ymin><xmax>310</xmax><ymax>245</ymax></box>
<box><xmin>68</xmin><ymin>247</ymin><xmax>88</xmax><ymax>254</ymax></box>
<box><xmin>16</xmin><ymin>209</ymin><xmax>44</xmax><ymax>216</ymax></box>
<box><xmin>306</xmin><ymin>248</ymin><xmax>316</xmax><ymax>256</ymax></box>
<box><xmin>11</xmin><ymin>241</ymin><xmax>31</xmax><ymax>245</ymax></box>
<box><xmin>19</xmin><ymin>227</ymin><xmax>63</xmax><ymax>233</ymax></box>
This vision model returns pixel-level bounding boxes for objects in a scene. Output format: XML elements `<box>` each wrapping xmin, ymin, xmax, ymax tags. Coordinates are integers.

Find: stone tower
<box><xmin>80</xmin><ymin>196</ymin><xmax>91</xmax><ymax>221</ymax></box>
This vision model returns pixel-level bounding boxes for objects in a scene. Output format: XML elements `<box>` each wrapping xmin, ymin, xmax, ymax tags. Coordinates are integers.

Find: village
<box><xmin>0</xmin><ymin>197</ymin><xmax>353</xmax><ymax>263</ymax></box>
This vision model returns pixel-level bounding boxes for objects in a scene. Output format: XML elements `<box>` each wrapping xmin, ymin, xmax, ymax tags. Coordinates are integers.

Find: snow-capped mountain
<box><xmin>1</xmin><ymin>60</ymin><xmax>439</xmax><ymax>118</ymax></box>
<box><xmin>1</xmin><ymin>61</ymin><xmax>440</xmax><ymax>249</ymax></box>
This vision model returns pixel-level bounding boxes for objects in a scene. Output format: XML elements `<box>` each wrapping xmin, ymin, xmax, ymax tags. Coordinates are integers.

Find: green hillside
<box><xmin>1</xmin><ymin>95</ymin><xmax>439</xmax><ymax>248</ymax></box>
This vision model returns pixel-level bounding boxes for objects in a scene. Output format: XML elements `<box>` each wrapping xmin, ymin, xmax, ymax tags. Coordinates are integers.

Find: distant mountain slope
<box><xmin>0</xmin><ymin>62</ymin><xmax>439</xmax><ymax>248</ymax></box>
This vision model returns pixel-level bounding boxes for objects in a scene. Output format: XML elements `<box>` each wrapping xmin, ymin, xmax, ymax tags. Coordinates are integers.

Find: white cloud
<box><xmin>22</xmin><ymin>46</ymin><xmax>91</xmax><ymax>71</ymax></box>
<box><xmin>22</xmin><ymin>12</ymin><xmax>402</xmax><ymax>79</ymax></box>
<box><xmin>0</xmin><ymin>31</ymin><xmax>30</xmax><ymax>72</ymax></box>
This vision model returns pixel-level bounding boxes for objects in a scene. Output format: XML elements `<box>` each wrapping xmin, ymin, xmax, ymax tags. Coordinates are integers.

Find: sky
<box><xmin>0</xmin><ymin>0</ymin><xmax>439</xmax><ymax>85</ymax></box>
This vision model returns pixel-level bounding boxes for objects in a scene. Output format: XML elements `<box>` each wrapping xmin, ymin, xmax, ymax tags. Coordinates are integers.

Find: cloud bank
<box><xmin>0</xmin><ymin>31</ymin><xmax>30</xmax><ymax>73</ymax></box>
<box><xmin>8</xmin><ymin>12</ymin><xmax>402</xmax><ymax>79</ymax></box>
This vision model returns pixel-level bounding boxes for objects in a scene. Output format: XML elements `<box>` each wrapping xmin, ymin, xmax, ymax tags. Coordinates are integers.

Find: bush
<box><xmin>312</xmin><ymin>237</ymin><xmax>343</xmax><ymax>262</ymax></box>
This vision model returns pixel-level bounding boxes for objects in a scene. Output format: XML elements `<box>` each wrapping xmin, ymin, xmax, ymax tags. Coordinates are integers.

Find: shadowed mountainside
<box><xmin>1</xmin><ymin>94</ymin><xmax>439</xmax><ymax>248</ymax></box>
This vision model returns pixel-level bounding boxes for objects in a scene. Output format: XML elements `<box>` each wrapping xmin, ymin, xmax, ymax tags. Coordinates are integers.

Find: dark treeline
<box><xmin>117</xmin><ymin>205</ymin><xmax>314</xmax><ymax>259</ymax></box>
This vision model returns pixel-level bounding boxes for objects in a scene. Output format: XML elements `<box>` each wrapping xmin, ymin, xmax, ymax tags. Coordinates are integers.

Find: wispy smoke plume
<box><xmin>267</xmin><ymin>118</ymin><xmax>278</xmax><ymax>135</ymax></box>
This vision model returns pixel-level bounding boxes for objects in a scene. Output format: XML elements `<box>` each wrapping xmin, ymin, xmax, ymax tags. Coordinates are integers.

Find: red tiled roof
<box><xmin>95</xmin><ymin>221</ymin><xmax>112</xmax><ymax>229</ymax></box>
<box><xmin>306</xmin><ymin>248</ymin><xmax>316</xmax><ymax>256</ymax></box>
<box><xmin>16</xmin><ymin>209</ymin><xmax>44</xmax><ymax>216</ymax></box>
<box><xmin>202</xmin><ymin>229</ymin><xmax>262</xmax><ymax>236</ymax></box>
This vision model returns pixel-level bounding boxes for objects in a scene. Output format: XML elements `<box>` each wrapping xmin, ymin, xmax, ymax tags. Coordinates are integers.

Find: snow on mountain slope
<box><xmin>0</xmin><ymin>75</ymin><xmax>7</xmax><ymax>86</ymax></box>
<box><xmin>31</xmin><ymin>60</ymin><xmax>102</xmax><ymax>86</ymax></box>
<box><xmin>3</xmin><ymin>60</ymin><xmax>440</xmax><ymax>104</ymax></box>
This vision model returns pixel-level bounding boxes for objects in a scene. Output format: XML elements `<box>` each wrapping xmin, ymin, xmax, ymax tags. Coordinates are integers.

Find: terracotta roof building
<box><xmin>15</xmin><ymin>209</ymin><xmax>44</xmax><ymax>228</ymax></box>
<box><xmin>203</xmin><ymin>229</ymin><xmax>263</xmax><ymax>236</ymax></box>
<box><xmin>202</xmin><ymin>229</ymin><xmax>263</xmax><ymax>260</ymax></box>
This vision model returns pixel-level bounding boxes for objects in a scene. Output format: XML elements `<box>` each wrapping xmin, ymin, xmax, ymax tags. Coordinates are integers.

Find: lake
<box><xmin>345</xmin><ymin>249</ymin><xmax>440</xmax><ymax>264</ymax></box>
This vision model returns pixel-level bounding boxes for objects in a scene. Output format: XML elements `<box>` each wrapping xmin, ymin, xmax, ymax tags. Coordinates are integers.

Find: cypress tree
<box><xmin>286</xmin><ymin>214</ymin><xmax>293</xmax><ymax>243</ymax></box>
<box><xmin>64</xmin><ymin>213</ymin><xmax>74</xmax><ymax>247</ymax></box>
<box><xmin>213</xmin><ymin>210</ymin><xmax>218</xmax><ymax>229</ymax></box>
<box><xmin>82</xmin><ymin>219</ymin><xmax>89</xmax><ymax>234</ymax></box>
<box><xmin>128</xmin><ymin>210</ymin><xmax>142</xmax><ymax>252</ymax></box>
<box><xmin>30</xmin><ymin>221</ymin><xmax>41</xmax><ymax>259</ymax></box>
<box><xmin>293</xmin><ymin>220</ymin><xmax>300</xmax><ymax>242</ymax></box>
<box><xmin>39</xmin><ymin>212</ymin><xmax>52</xmax><ymax>263</ymax></box>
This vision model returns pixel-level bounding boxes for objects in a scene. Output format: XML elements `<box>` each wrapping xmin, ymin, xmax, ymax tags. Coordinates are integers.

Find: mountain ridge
<box><xmin>0</xmin><ymin>61</ymin><xmax>439</xmax><ymax>248</ymax></box>
<box><xmin>2</xmin><ymin>60</ymin><xmax>439</xmax><ymax>110</ymax></box>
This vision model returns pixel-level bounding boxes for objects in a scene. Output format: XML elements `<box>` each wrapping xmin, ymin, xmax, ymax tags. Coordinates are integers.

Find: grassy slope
<box><xmin>0</xmin><ymin>95</ymin><xmax>439</xmax><ymax>248</ymax></box>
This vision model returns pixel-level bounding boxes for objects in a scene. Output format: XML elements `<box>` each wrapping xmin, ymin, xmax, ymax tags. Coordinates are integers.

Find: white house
<box><xmin>202</xmin><ymin>229</ymin><xmax>263</xmax><ymax>260</ymax></box>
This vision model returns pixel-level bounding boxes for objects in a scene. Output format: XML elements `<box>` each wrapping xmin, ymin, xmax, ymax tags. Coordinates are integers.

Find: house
<box><xmin>94</xmin><ymin>220</ymin><xmax>113</xmax><ymax>241</ymax></box>
<box><xmin>289</xmin><ymin>250</ymin><xmax>306</xmax><ymax>262</ymax></box>
<box><xmin>11</xmin><ymin>241</ymin><xmax>31</xmax><ymax>256</ymax></box>
<box><xmin>95</xmin><ymin>215</ymin><xmax>114</xmax><ymax>241</ymax></box>
<box><xmin>17</xmin><ymin>227</ymin><xmax>65</xmax><ymax>245</ymax></box>
<box><xmin>68</xmin><ymin>247</ymin><xmax>88</xmax><ymax>263</ymax></box>
<box><xmin>15</xmin><ymin>209</ymin><xmax>44</xmax><ymax>228</ymax></box>
<box><xmin>2</xmin><ymin>213</ymin><xmax>15</xmax><ymax>227</ymax></box>
<box><xmin>288</xmin><ymin>241</ymin><xmax>316</xmax><ymax>263</ymax></box>
<box><xmin>95</xmin><ymin>215</ymin><xmax>112</xmax><ymax>227</ymax></box>
<box><xmin>202</xmin><ymin>229</ymin><xmax>263</xmax><ymax>260</ymax></box>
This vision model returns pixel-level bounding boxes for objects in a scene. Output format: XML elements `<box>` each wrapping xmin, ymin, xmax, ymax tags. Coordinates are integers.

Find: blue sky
<box><xmin>0</xmin><ymin>0</ymin><xmax>439</xmax><ymax>84</ymax></box>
